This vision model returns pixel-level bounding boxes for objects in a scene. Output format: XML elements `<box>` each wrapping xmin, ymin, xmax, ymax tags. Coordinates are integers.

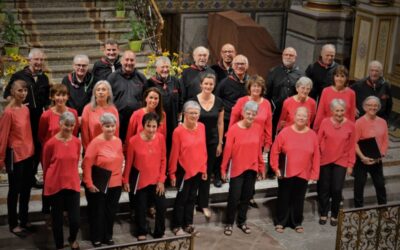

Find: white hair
<box><xmin>73</xmin><ymin>54</ymin><xmax>89</xmax><ymax>64</ymax></box>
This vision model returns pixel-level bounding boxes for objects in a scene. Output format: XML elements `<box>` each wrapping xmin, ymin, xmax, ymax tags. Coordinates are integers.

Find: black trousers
<box><xmin>85</xmin><ymin>186</ymin><xmax>122</xmax><ymax>243</ymax></box>
<box><xmin>198</xmin><ymin>143</ymin><xmax>218</xmax><ymax>209</ymax></box>
<box><xmin>225</xmin><ymin>170</ymin><xmax>257</xmax><ymax>225</ymax></box>
<box><xmin>317</xmin><ymin>163</ymin><xmax>347</xmax><ymax>218</ymax></box>
<box><xmin>7</xmin><ymin>157</ymin><xmax>34</xmax><ymax>230</ymax></box>
<box><xmin>275</xmin><ymin>176</ymin><xmax>308</xmax><ymax>228</ymax></box>
<box><xmin>48</xmin><ymin>189</ymin><xmax>80</xmax><ymax>249</ymax></box>
<box><xmin>173</xmin><ymin>173</ymin><xmax>201</xmax><ymax>228</ymax></box>
<box><xmin>134</xmin><ymin>185</ymin><xmax>166</xmax><ymax>237</ymax></box>
<box><xmin>353</xmin><ymin>159</ymin><xmax>387</xmax><ymax>208</ymax></box>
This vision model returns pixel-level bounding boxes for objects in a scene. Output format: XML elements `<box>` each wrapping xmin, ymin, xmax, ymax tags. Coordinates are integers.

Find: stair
<box><xmin>10</xmin><ymin>0</ymin><xmax>151</xmax><ymax>83</ymax></box>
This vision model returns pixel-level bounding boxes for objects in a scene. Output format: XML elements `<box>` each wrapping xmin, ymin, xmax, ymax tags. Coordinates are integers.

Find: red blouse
<box><xmin>81</xmin><ymin>104</ymin><xmax>120</xmax><ymax>150</ymax></box>
<box><xmin>0</xmin><ymin>106</ymin><xmax>34</xmax><ymax>166</ymax></box>
<box><xmin>221</xmin><ymin>123</ymin><xmax>265</xmax><ymax>179</ymax></box>
<box><xmin>125</xmin><ymin>108</ymin><xmax>167</xmax><ymax>144</ymax></box>
<box><xmin>168</xmin><ymin>123</ymin><xmax>207</xmax><ymax>181</ymax></box>
<box><xmin>38</xmin><ymin>107</ymin><xmax>79</xmax><ymax>145</ymax></box>
<box><xmin>278</xmin><ymin>96</ymin><xmax>316</xmax><ymax>131</ymax></box>
<box><xmin>82</xmin><ymin>137</ymin><xmax>124</xmax><ymax>189</ymax></box>
<box><xmin>42</xmin><ymin>136</ymin><xmax>81</xmax><ymax>196</ymax></box>
<box><xmin>313</xmin><ymin>86</ymin><xmax>356</xmax><ymax>132</ymax></box>
<box><xmin>270</xmin><ymin>126</ymin><xmax>320</xmax><ymax>181</ymax></box>
<box><xmin>355</xmin><ymin>115</ymin><xmax>388</xmax><ymax>156</ymax></box>
<box><xmin>123</xmin><ymin>133</ymin><xmax>167</xmax><ymax>190</ymax></box>
<box><xmin>318</xmin><ymin>117</ymin><xmax>356</xmax><ymax>168</ymax></box>
<box><xmin>229</xmin><ymin>96</ymin><xmax>272</xmax><ymax>149</ymax></box>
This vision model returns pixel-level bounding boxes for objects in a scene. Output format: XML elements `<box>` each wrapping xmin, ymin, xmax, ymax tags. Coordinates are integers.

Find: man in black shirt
<box><xmin>267</xmin><ymin>47</ymin><xmax>303</xmax><ymax>136</ymax></box>
<box><xmin>211</xmin><ymin>43</ymin><xmax>236</xmax><ymax>84</ymax></box>
<box><xmin>92</xmin><ymin>39</ymin><xmax>122</xmax><ymax>80</ymax></box>
<box><xmin>107</xmin><ymin>50</ymin><xmax>146</xmax><ymax>142</ymax></box>
<box><xmin>181</xmin><ymin>46</ymin><xmax>215</xmax><ymax>102</ymax></box>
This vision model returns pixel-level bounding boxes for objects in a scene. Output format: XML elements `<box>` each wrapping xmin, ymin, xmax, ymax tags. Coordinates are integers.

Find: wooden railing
<box><xmin>129</xmin><ymin>0</ymin><xmax>164</xmax><ymax>52</ymax></box>
<box><xmin>336</xmin><ymin>202</ymin><xmax>400</xmax><ymax>250</ymax></box>
<box><xmin>87</xmin><ymin>234</ymin><xmax>194</xmax><ymax>250</ymax></box>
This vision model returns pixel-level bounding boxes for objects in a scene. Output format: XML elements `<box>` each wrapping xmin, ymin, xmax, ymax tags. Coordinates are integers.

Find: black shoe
<box><xmin>330</xmin><ymin>218</ymin><xmax>338</xmax><ymax>227</ymax></box>
<box><xmin>21</xmin><ymin>223</ymin><xmax>37</xmax><ymax>233</ymax></box>
<box><xmin>102</xmin><ymin>239</ymin><xmax>114</xmax><ymax>245</ymax></box>
<box><xmin>319</xmin><ymin>217</ymin><xmax>327</xmax><ymax>225</ymax></box>
<box><xmin>249</xmin><ymin>199</ymin><xmax>259</xmax><ymax>208</ymax></box>
<box><xmin>10</xmin><ymin>228</ymin><xmax>28</xmax><ymax>238</ymax></box>
<box><xmin>92</xmin><ymin>241</ymin><xmax>102</xmax><ymax>247</ymax></box>
<box><xmin>214</xmin><ymin>179</ymin><xmax>222</xmax><ymax>188</ymax></box>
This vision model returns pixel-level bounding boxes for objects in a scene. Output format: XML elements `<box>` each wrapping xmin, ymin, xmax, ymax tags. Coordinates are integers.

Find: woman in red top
<box><xmin>353</xmin><ymin>96</ymin><xmax>388</xmax><ymax>208</ymax></box>
<box><xmin>317</xmin><ymin>99</ymin><xmax>355</xmax><ymax>226</ymax></box>
<box><xmin>313</xmin><ymin>65</ymin><xmax>356</xmax><ymax>132</ymax></box>
<box><xmin>125</xmin><ymin>87</ymin><xmax>167</xmax><ymax>144</ymax></box>
<box><xmin>81</xmin><ymin>80</ymin><xmax>119</xmax><ymax>150</ymax></box>
<box><xmin>169</xmin><ymin>100</ymin><xmax>207</xmax><ymax>236</ymax></box>
<box><xmin>0</xmin><ymin>80</ymin><xmax>34</xmax><ymax>237</ymax></box>
<box><xmin>123</xmin><ymin>112</ymin><xmax>167</xmax><ymax>240</ymax></box>
<box><xmin>38</xmin><ymin>84</ymin><xmax>79</xmax><ymax>145</ymax></box>
<box><xmin>42</xmin><ymin>111</ymin><xmax>81</xmax><ymax>250</ymax></box>
<box><xmin>82</xmin><ymin>112</ymin><xmax>124</xmax><ymax>247</ymax></box>
<box><xmin>221</xmin><ymin>101</ymin><xmax>265</xmax><ymax>236</ymax></box>
<box><xmin>278</xmin><ymin>76</ymin><xmax>316</xmax><ymax>131</ymax></box>
<box><xmin>270</xmin><ymin>106</ymin><xmax>320</xmax><ymax>233</ymax></box>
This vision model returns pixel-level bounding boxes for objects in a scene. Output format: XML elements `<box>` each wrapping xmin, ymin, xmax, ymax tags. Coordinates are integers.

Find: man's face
<box><xmin>156</xmin><ymin>62</ymin><xmax>170</xmax><ymax>78</ymax></box>
<box><xmin>232</xmin><ymin>57</ymin><xmax>248</xmax><ymax>76</ymax></box>
<box><xmin>122</xmin><ymin>52</ymin><xmax>136</xmax><ymax>74</ymax></box>
<box><xmin>193</xmin><ymin>49</ymin><xmax>209</xmax><ymax>68</ymax></box>
<box><xmin>321</xmin><ymin>47</ymin><xmax>335</xmax><ymax>65</ymax></box>
<box><xmin>103</xmin><ymin>44</ymin><xmax>119</xmax><ymax>61</ymax></box>
<box><xmin>73</xmin><ymin>58</ymin><xmax>89</xmax><ymax>78</ymax></box>
<box><xmin>220</xmin><ymin>44</ymin><xmax>236</xmax><ymax>65</ymax></box>
<box><xmin>369</xmin><ymin>65</ymin><xmax>382</xmax><ymax>82</ymax></box>
<box><xmin>282</xmin><ymin>48</ymin><xmax>296</xmax><ymax>68</ymax></box>
<box><xmin>29</xmin><ymin>52</ymin><xmax>45</xmax><ymax>73</ymax></box>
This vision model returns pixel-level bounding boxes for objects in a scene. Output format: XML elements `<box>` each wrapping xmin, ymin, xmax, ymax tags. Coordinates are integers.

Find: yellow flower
<box><xmin>162</xmin><ymin>51</ymin><xmax>170</xmax><ymax>57</ymax></box>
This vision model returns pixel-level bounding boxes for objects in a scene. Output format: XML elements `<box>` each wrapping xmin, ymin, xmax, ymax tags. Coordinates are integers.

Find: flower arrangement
<box><xmin>1</xmin><ymin>53</ymin><xmax>28</xmax><ymax>89</ymax></box>
<box><xmin>143</xmin><ymin>51</ymin><xmax>190</xmax><ymax>78</ymax></box>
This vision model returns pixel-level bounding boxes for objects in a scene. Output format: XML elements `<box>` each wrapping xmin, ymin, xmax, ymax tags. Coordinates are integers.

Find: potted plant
<box><xmin>115</xmin><ymin>0</ymin><xmax>125</xmax><ymax>18</ymax></box>
<box><xmin>2</xmin><ymin>11</ymin><xmax>24</xmax><ymax>56</ymax></box>
<box><xmin>123</xmin><ymin>18</ymin><xmax>146</xmax><ymax>52</ymax></box>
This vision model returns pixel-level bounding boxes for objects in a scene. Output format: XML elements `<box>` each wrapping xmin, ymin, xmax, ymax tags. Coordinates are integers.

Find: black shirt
<box><xmin>211</xmin><ymin>61</ymin><xmax>233</xmax><ymax>85</ymax></box>
<box><xmin>92</xmin><ymin>56</ymin><xmax>122</xmax><ymax>80</ymax></box>
<box><xmin>181</xmin><ymin>64</ymin><xmax>216</xmax><ymax>102</ymax></box>
<box><xmin>305</xmin><ymin>60</ymin><xmax>337</xmax><ymax>100</ymax></box>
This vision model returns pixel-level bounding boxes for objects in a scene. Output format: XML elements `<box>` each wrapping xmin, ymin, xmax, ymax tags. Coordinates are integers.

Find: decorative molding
<box><xmin>352</xmin><ymin>15</ymin><xmax>373</xmax><ymax>79</ymax></box>
<box><xmin>375</xmin><ymin>18</ymin><xmax>392</xmax><ymax>75</ymax></box>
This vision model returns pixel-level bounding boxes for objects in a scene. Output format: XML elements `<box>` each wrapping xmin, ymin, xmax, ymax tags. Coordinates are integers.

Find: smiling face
<box><xmin>232</xmin><ymin>56</ymin><xmax>249</xmax><ymax>77</ymax></box>
<box><xmin>95</xmin><ymin>83</ymin><xmax>110</xmax><ymax>104</ymax></box>
<box><xmin>321</xmin><ymin>46</ymin><xmax>335</xmax><ymax>65</ymax></box>
<box><xmin>220</xmin><ymin>44</ymin><xmax>236</xmax><ymax>65</ymax></box>
<box><xmin>73</xmin><ymin>58</ymin><xmax>89</xmax><ymax>79</ymax></box>
<box><xmin>296</xmin><ymin>84</ymin><xmax>311</xmax><ymax>101</ymax></box>
<box><xmin>60</xmin><ymin>120</ymin><xmax>75</xmax><ymax>135</ymax></box>
<box><xmin>156</xmin><ymin>61</ymin><xmax>170</xmax><ymax>78</ymax></box>
<box><xmin>294</xmin><ymin>108</ymin><xmax>308</xmax><ymax>129</ymax></box>
<box><xmin>52</xmin><ymin>92</ymin><xmax>68</xmax><ymax>107</ymax></box>
<box><xmin>334</xmin><ymin>73</ymin><xmax>347</xmax><ymax>90</ymax></box>
<box><xmin>103</xmin><ymin>43</ymin><xmax>119</xmax><ymax>62</ymax></box>
<box><xmin>102</xmin><ymin>122</ymin><xmax>116</xmax><ymax>138</ymax></box>
<box><xmin>121</xmin><ymin>51</ymin><xmax>136</xmax><ymax>74</ymax></box>
<box><xmin>282</xmin><ymin>48</ymin><xmax>297</xmax><ymax>68</ymax></box>
<box><xmin>363</xmin><ymin>98</ymin><xmax>380</xmax><ymax>117</ymax></box>
<box><xmin>143</xmin><ymin>120</ymin><xmax>158</xmax><ymax>138</ymax></box>
<box><xmin>145</xmin><ymin>91</ymin><xmax>160</xmax><ymax>111</ymax></box>
<box><xmin>200</xmin><ymin>77</ymin><xmax>215</xmax><ymax>94</ymax></box>
<box><xmin>250</xmin><ymin>83</ymin><xmax>262</xmax><ymax>98</ymax></box>
<box><xmin>184</xmin><ymin>107</ymin><xmax>200</xmax><ymax>126</ymax></box>
<box><xmin>11</xmin><ymin>81</ymin><xmax>28</xmax><ymax>103</ymax></box>
<box><xmin>369</xmin><ymin>64</ymin><xmax>382</xmax><ymax>82</ymax></box>
<box><xmin>29</xmin><ymin>52</ymin><xmax>45</xmax><ymax>73</ymax></box>
<box><xmin>242</xmin><ymin>109</ymin><xmax>257</xmax><ymax>127</ymax></box>
<box><xmin>331</xmin><ymin>104</ymin><xmax>345</xmax><ymax>123</ymax></box>
<box><xmin>193</xmin><ymin>48</ymin><xmax>209</xmax><ymax>68</ymax></box>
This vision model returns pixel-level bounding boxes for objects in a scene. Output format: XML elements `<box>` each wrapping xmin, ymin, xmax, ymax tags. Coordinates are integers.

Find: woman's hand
<box><xmin>346</xmin><ymin>168</ymin><xmax>353</xmax><ymax>176</ymax></box>
<box><xmin>361</xmin><ymin>156</ymin><xmax>376</xmax><ymax>165</ymax></box>
<box><xmin>156</xmin><ymin>182</ymin><xmax>165</xmax><ymax>196</ymax></box>
<box><xmin>275</xmin><ymin>170</ymin><xmax>282</xmax><ymax>179</ymax></box>
<box><xmin>221</xmin><ymin>174</ymin><xmax>227</xmax><ymax>182</ymax></box>
<box><xmin>170</xmin><ymin>178</ymin><xmax>176</xmax><ymax>187</ymax></box>
<box><xmin>257</xmin><ymin>172</ymin><xmax>266</xmax><ymax>181</ymax></box>
<box><xmin>88</xmin><ymin>185</ymin><xmax>99</xmax><ymax>193</ymax></box>
<box><xmin>123</xmin><ymin>183</ymin><xmax>130</xmax><ymax>192</ymax></box>
<box><xmin>201</xmin><ymin>173</ymin><xmax>208</xmax><ymax>181</ymax></box>
<box><xmin>216</xmin><ymin>144</ymin><xmax>223</xmax><ymax>157</ymax></box>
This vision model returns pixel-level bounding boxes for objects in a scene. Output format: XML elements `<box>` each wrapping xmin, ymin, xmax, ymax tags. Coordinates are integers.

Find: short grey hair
<box><xmin>233</xmin><ymin>54</ymin><xmax>249</xmax><ymax>65</ymax></box>
<box><xmin>193</xmin><ymin>46</ymin><xmax>209</xmax><ymax>57</ymax></box>
<box><xmin>73</xmin><ymin>54</ymin><xmax>89</xmax><ymax>64</ymax></box>
<box><xmin>321</xmin><ymin>44</ymin><xmax>336</xmax><ymax>53</ymax></box>
<box><xmin>59</xmin><ymin>111</ymin><xmax>76</xmax><ymax>125</ymax></box>
<box><xmin>243</xmin><ymin>101</ymin><xmax>259</xmax><ymax>113</ymax></box>
<box><xmin>155</xmin><ymin>56</ymin><xmax>171</xmax><ymax>67</ymax></box>
<box><xmin>90</xmin><ymin>80</ymin><xmax>114</xmax><ymax>108</ymax></box>
<box><xmin>183</xmin><ymin>100</ymin><xmax>201</xmax><ymax>112</ymax></box>
<box><xmin>368</xmin><ymin>60</ymin><xmax>383</xmax><ymax>75</ymax></box>
<box><xmin>363</xmin><ymin>96</ymin><xmax>382</xmax><ymax>111</ymax></box>
<box><xmin>296</xmin><ymin>76</ymin><xmax>313</xmax><ymax>89</ymax></box>
<box><xmin>330</xmin><ymin>98</ymin><xmax>346</xmax><ymax>111</ymax></box>
<box><xmin>100</xmin><ymin>112</ymin><xmax>117</xmax><ymax>125</ymax></box>
<box><xmin>28</xmin><ymin>48</ymin><xmax>44</xmax><ymax>59</ymax></box>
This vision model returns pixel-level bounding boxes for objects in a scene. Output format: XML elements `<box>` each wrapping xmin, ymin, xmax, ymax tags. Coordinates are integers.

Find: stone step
<box><xmin>19</xmin><ymin>17</ymin><xmax>130</xmax><ymax>31</ymax></box>
<box><xmin>21</xmin><ymin>0</ymin><xmax>122</xmax><ymax>8</ymax></box>
<box><xmin>24</xmin><ymin>27</ymin><xmax>131</xmax><ymax>42</ymax></box>
<box><xmin>16</xmin><ymin>7</ymin><xmax>127</xmax><ymax>19</ymax></box>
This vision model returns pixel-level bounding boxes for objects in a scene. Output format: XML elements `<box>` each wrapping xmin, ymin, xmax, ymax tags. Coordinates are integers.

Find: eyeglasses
<box><xmin>74</xmin><ymin>64</ymin><xmax>88</xmax><ymax>68</ymax></box>
<box><xmin>222</xmin><ymin>50</ymin><xmax>235</xmax><ymax>54</ymax></box>
<box><xmin>185</xmin><ymin>111</ymin><xmax>200</xmax><ymax>116</ymax></box>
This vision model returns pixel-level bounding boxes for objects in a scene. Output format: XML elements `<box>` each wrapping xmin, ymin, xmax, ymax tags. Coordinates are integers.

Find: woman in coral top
<box><xmin>221</xmin><ymin>101</ymin><xmax>265</xmax><ymax>236</ymax></box>
<box><xmin>317</xmin><ymin>99</ymin><xmax>355</xmax><ymax>226</ymax></box>
<box><xmin>123</xmin><ymin>112</ymin><xmax>167</xmax><ymax>241</ymax></box>
<box><xmin>0</xmin><ymin>80</ymin><xmax>35</xmax><ymax>237</ymax></box>
<box><xmin>38</xmin><ymin>84</ymin><xmax>79</xmax><ymax>145</ymax></box>
<box><xmin>169</xmin><ymin>101</ymin><xmax>207</xmax><ymax>236</ymax></box>
<box><xmin>82</xmin><ymin>113</ymin><xmax>124</xmax><ymax>247</ymax></box>
<box><xmin>270</xmin><ymin>106</ymin><xmax>320</xmax><ymax>233</ymax></box>
<box><xmin>278</xmin><ymin>76</ymin><xmax>316</xmax><ymax>132</ymax></box>
<box><xmin>313</xmin><ymin>65</ymin><xmax>356</xmax><ymax>132</ymax></box>
<box><xmin>125</xmin><ymin>87</ymin><xmax>167</xmax><ymax>144</ymax></box>
<box><xmin>42</xmin><ymin>112</ymin><xmax>81</xmax><ymax>250</ymax></box>
<box><xmin>353</xmin><ymin>96</ymin><xmax>388</xmax><ymax>208</ymax></box>
<box><xmin>81</xmin><ymin>80</ymin><xmax>119</xmax><ymax>150</ymax></box>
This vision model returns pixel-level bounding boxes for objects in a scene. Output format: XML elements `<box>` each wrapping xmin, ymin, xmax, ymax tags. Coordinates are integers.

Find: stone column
<box><xmin>349</xmin><ymin>2</ymin><xmax>400</xmax><ymax>79</ymax></box>
<box><xmin>305</xmin><ymin>0</ymin><xmax>342</xmax><ymax>10</ymax></box>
